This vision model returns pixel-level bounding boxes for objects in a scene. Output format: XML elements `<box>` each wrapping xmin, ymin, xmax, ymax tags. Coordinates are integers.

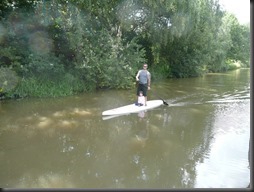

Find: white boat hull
<box><xmin>102</xmin><ymin>100</ymin><xmax>163</xmax><ymax>116</ymax></box>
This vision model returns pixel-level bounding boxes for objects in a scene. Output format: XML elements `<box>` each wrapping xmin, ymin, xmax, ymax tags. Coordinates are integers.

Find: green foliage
<box><xmin>23</xmin><ymin>54</ymin><xmax>65</xmax><ymax>77</ymax></box>
<box><xmin>0</xmin><ymin>67</ymin><xmax>19</xmax><ymax>93</ymax></box>
<box><xmin>0</xmin><ymin>47</ymin><xmax>23</xmax><ymax>70</ymax></box>
<box><xmin>150</xmin><ymin>63</ymin><xmax>170</xmax><ymax>80</ymax></box>
<box><xmin>0</xmin><ymin>0</ymin><xmax>250</xmax><ymax>98</ymax></box>
<box><xmin>0</xmin><ymin>0</ymin><xmax>39</xmax><ymax>19</ymax></box>
<box><xmin>225</xmin><ymin>59</ymin><xmax>242</xmax><ymax>70</ymax></box>
<box><xmin>11</xmin><ymin>77</ymin><xmax>70</xmax><ymax>98</ymax></box>
<box><xmin>69</xmin><ymin>14</ymin><xmax>147</xmax><ymax>89</ymax></box>
<box><xmin>226</xmin><ymin>15</ymin><xmax>250</xmax><ymax>66</ymax></box>
<box><xmin>9</xmin><ymin>70</ymin><xmax>92</xmax><ymax>98</ymax></box>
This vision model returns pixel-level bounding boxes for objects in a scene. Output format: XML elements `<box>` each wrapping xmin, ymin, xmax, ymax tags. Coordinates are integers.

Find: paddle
<box><xmin>140</xmin><ymin>83</ymin><xmax>168</xmax><ymax>106</ymax></box>
<box><xmin>150</xmin><ymin>89</ymin><xmax>169</xmax><ymax>106</ymax></box>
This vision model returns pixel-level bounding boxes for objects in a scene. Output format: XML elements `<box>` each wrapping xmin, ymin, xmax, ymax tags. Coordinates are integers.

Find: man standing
<box><xmin>136</xmin><ymin>63</ymin><xmax>151</xmax><ymax>106</ymax></box>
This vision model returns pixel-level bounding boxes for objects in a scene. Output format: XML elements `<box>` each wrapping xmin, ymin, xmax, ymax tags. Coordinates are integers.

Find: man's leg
<box><xmin>137</xmin><ymin>84</ymin><xmax>141</xmax><ymax>104</ymax></box>
<box><xmin>143</xmin><ymin>84</ymin><xmax>148</xmax><ymax>106</ymax></box>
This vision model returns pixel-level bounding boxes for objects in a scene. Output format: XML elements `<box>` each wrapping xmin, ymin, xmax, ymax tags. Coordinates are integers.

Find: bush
<box><xmin>0</xmin><ymin>67</ymin><xmax>19</xmax><ymax>93</ymax></box>
<box><xmin>226</xmin><ymin>59</ymin><xmax>242</xmax><ymax>71</ymax></box>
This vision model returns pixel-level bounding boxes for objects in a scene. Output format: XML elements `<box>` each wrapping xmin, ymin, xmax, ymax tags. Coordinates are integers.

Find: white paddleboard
<box><xmin>102</xmin><ymin>114</ymin><xmax>122</xmax><ymax>120</ymax></box>
<box><xmin>102</xmin><ymin>100</ymin><xmax>163</xmax><ymax>116</ymax></box>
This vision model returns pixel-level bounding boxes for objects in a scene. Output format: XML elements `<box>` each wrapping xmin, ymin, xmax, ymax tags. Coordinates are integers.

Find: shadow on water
<box><xmin>0</xmin><ymin>68</ymin><xmax>250</xmax><ymax>188</ymax></box>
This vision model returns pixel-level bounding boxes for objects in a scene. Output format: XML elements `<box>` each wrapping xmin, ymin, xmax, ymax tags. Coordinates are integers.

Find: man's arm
<box><xmin>147</xmin><ymin>72</ymin><xmax>151</xmax><ymax>87</ymax></box>
<box><xmin>136</xmin><ymin>70</ymin><xmax>140</xmax><ymax>81</ymax></box>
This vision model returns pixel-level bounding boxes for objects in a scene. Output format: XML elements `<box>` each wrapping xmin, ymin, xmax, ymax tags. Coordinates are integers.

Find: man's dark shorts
<box><xmin>137</xmin><ymin>83</ymin><xmax>148</xmax><ymax>96</ymax></box>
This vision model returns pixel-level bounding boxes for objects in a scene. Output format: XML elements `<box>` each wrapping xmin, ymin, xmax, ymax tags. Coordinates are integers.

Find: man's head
<box><xmin>143</xmin><ymin>64</ymin><xmax>148</xmax><ymax>69</ymax></box>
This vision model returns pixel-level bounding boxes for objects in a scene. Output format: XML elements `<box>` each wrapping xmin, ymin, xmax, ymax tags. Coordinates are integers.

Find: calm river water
<box><xmin>0</xmin><ymin>68</ymin><xmax>250</xmax><ymax>188</ymax></box>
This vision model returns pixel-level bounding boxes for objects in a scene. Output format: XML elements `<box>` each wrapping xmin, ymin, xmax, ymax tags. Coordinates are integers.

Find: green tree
<box><xmin>224</xmin><ymin>13</ymin><xmax>250</xmax><ymax>66</ymax></box>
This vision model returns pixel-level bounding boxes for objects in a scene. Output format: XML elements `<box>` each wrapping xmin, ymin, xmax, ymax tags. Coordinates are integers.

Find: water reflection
<box><xmin>195</xmin><ymin>99</ymin><xmax>250</xmax><ymax>187</ymax></box>
<box><xmin>0</xmin><ymin>69</ymin><xmax>250</xmax><ymax>188</ymax></box>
